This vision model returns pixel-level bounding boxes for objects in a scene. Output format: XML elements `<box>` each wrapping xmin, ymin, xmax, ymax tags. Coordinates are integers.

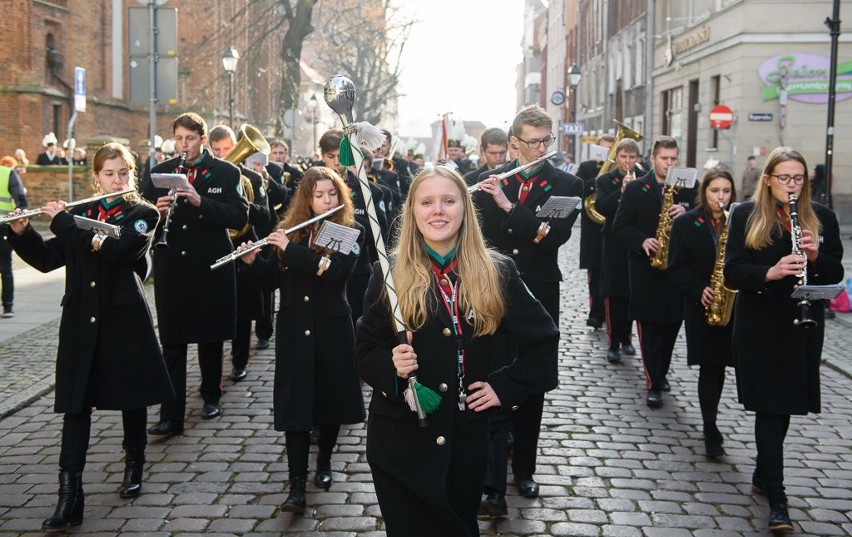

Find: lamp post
<box><xmin>568</xmin><ymin>63</ymin><xmax>582</xmax><ymax>164</ymax></box>
<box><xmin>222</xmin><ymin>47</ymin><xmax>239</xmax><ymax>128</ymax></box>
<box><xmin>307</xmin><ymin>94</ymin><xmax>319</xmax><ymax>156</ymax></box>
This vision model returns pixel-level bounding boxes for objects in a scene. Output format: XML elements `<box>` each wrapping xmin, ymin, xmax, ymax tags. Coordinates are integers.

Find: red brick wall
<box><xmin>18</xmin><ymin>165</ymin><xmax>92</xmax><ymax>212</ymax></box>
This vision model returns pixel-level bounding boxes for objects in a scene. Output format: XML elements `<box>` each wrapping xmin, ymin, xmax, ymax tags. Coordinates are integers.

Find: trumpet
<box><xmin>0</xmin><ymin>188</ymin><xmax>136</xmax><ymax>224</ymax></box>
<box><xmin>210</xmin><ymin>204</ymin><xmax>344</xmax><ymax>270</ymax></box>
<box><xmin>468</xmin><ymin>151</ymin><xmax>557</xmax><ymax>193</ymax></box>
<box><xmin>155</xmin><ymin>152</ymin><xmax>187</xmax><ymax>251</ymax></box>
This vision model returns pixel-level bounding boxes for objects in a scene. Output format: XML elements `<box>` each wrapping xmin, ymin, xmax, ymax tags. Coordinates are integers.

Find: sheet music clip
<box><xmin>151</xmin><ymin>173</ymin><xmax>190</xmax><ymax>190</ymax></box>
<box><xmin>666</xmin><ymin>167</ymin><xmax>698</xmax><ymax>188</ymax></box>
<box><xmin>536</xmin><ymin>196</ymin><xmax>582</xmax><ymax>219</ymax></box>
<box><xmin>791</xmin><ymin>284</ymin><xmax>845</xmax><ymax>301</ymax></box>
<box><xmin>73</xmin><ymin>215</ymin><xmax>121</xmax><ymax>239</ymax></box>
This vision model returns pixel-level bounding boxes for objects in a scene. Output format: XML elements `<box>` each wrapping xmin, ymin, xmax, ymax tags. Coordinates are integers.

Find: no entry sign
<box><xmin>709</xmin><ymin>105</ymin><xmax>734</xmax><ymax>129</ymax></box>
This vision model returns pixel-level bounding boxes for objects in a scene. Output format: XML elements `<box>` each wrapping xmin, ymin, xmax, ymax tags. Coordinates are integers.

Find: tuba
<box><xmin>224</xmin><ymin>124</ymin><xmax>270</xmax><ymax>239</ymax></box>
<box><xmin>706</xmin><ymin>204</ymin><xmax>738</xmax><ymax>326</ymax></box>
<box><xmin>585</xmin><ymin>120</ymin><xmax>643</xmax><ymax>225</ymax></box>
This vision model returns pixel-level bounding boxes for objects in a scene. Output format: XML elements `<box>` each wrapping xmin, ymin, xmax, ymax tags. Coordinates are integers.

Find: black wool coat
<box><xmin>345</xmin><ymin>170</ymin><xmax>390</xmax><ymax>263</ymax></box>
<box><xmin>142</xmin><ymin>151</ymin><xmax>249</xmax><ymax>345</ymax></box>
<box><xmin>355</xmin><ymin>257</ymin><xmax>559</xmax><ymax>537</ymax></box>
<box><xmin>576</xmin><ymin>159</ymin><xmax>604</xmax><ymax>270</ymax></box>
<box><xmin>240</xmin><ymin>224</ymin><xmax>367</xmax><ymax>431</ymax></box>
<box><xmin>613</xmin><ymin>172</ymin><xmax>696</xmax><ymax>323</ymax></box>
<box><xmin>235</xmin><ymin>165</ymin><xmax>272</xmax><ymax>320</ymax></box>
<box><xmin>668</xmin><ymin>208</ymin><xmax>734</xmax><ymax>367</ymax></box>
<box><xmin>472</xmin><ymin>160</ymin><xmax>583</xmax><ymax>286</ymax></box>
<box><xmin>595</xmin><ymin>168</ymin><xmax>630</xmax><ymax>297</ymax></box>
<box><xmin>7</xmin><ymin>201</ymin><xmax>174</xmax><ymax>413</ymax></box>
<box><xmin>724</xmin><ymin>201</ymin><xmax>843</xmax><ymax>415</ymax></box>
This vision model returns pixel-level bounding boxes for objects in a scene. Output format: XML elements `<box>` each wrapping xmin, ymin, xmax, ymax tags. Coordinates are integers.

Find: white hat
<box><xmin>42</xmin><ymin>132</ymin><xmax>58</xmax><ymax>147</ymax></box>
<box><xmin>161</xmin><ymin>139</ymin><xmax>176</xmax><ymax>154</ymax></box>
<box><xmin>154</xmin><ymin>135</ymin><xmax>164</xmax><ymax>149</ymax></box>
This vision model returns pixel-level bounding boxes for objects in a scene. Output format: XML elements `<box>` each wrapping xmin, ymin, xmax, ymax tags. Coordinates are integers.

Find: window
<box><xmin>664</xmin><ymin>86</ymin><xmax>685</xmax><ymax>148</ymax></box>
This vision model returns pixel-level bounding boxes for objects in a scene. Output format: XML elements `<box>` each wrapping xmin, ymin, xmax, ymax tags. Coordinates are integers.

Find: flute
<box><xmin>0</xmin><ymin>188</ymin><xmax>137</xmax><ymax>224</ymax></box>
<box><xmin>467</xmin><ymin>151</ymin><xmax>558</xmax><ymax>193</ymax></box>
<box><xmin>210</xmin><ymin>204</ymin><xmax>345</xmax><ymax>270</ymax></box>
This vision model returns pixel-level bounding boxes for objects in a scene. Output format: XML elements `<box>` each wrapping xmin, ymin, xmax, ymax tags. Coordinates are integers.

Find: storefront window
<box><xmin>663</xmin><ymin>86</ymin><xmax>685</xmax><ymax>148</ymax></box>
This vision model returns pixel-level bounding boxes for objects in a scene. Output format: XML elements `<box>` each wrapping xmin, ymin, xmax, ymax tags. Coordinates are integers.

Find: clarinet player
<box><xmin>724</xmin><ymin>147</ymin><xmax>843</xmax><ymax>533</ymax></box>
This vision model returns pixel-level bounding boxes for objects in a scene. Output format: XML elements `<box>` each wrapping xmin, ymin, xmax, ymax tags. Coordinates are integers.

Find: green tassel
<box><xmin>338</xmin><ymin>137</ymin><xmax>356</xmax><ymax>166</ymax></box>
<box><xmin>414</xmin><ymin>382</ymin><xmax>442</xmax><ymax>414</ymax></box>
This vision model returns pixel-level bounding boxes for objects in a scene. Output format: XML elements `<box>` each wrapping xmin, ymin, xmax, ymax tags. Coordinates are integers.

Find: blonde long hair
<box><xmin>392</xmin><ymin>165</ymin><xmax>505</xmax><ymax>337</ymax></box>
<box><xmin>745</xmin><ymin>147</ymin><xmax>820</xmax><ymax>250</ymax></box>
<box><xmin>279</xmin><ymin>166</ymin><xmax>355</xmax><ymax>249</ymax></box>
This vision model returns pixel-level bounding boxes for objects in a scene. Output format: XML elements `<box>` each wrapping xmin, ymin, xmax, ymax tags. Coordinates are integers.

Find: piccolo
<box><xmin>468</xmin><ymin>151</ymin><xmax>558</xmax><ymax>193</ymax></box>
<box><xmin>210</xmin><ymin>204</ymin><xmax>345</xmax><ymax>270</ymax></box>
<box><xmin>0</xmin><ymin>188</ymin><xmax>137</xmax><ymax>224</ymax></box>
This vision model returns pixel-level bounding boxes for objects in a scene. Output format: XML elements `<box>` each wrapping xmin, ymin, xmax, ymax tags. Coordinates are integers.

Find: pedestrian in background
<box><xmin>0</xmin><ymin>155</ymin><xmax>29</xmax><ymax>317</ymax></box>
<box><xmin>5</xmin><ymin>143</ymin><xmax>173</xmax><ymax>531</ymax></box>
<box><xmin>724</xmin><ymin>147</ymin><xmax>844</xmax><ymax>533</ymax></box>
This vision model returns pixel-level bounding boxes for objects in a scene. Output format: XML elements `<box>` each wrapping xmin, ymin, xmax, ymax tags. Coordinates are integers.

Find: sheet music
<box><xmin>73</xmin><ymin>215</ymin><xmax>122</xmax><ymax>239</ymax></box>
<box><xmin>666</xmin><ymin>167</ymin><xmax>698</xmax><ymax>188</ymax></box>
<box><xmin>791</xmin><ymin>284</ymin><xmax>845</xmax><ymax>301</ymax></box>
<box><xmin>314</xmin><ymin>221</ymin><xmax>360</xmax><ymax>254</ymax></box>
<box><xmin>536</xmin><ymin>196</ymin><xmax>582</xmax><ymax>219</ymax></box>
<box><xmin>589</xmin><ymin>144</ymin><xmax>610</xmax><ymax>162</ymax></box>
<box><xmin>151</xmin><ymin>173</ymin><xmax>190</xmax><ymax>190</ymax></box>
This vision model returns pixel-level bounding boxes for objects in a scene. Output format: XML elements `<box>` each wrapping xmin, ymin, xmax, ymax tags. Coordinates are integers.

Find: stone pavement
<box><xmin>0</xmin><ymin>225</ymin><xmax>850</xmax><ymax>536</ymax></box>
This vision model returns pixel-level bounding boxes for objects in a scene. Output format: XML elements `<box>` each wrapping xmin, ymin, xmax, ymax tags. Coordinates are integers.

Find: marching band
<box><xmin>4</xmin><ymin>79</ymin><xmax>845</xmax><ymax>535</ymax></box>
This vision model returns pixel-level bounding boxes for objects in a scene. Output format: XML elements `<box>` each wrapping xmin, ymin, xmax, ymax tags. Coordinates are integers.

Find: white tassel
<box><xmin>403</xmin><ymin>384</ymin><xmax>418</xmax><ymax>412</ymax></box>
<box><xmin>352</xmin><ymin>121</ymin><xmax>386</xmax><ymax>152</ymax></box>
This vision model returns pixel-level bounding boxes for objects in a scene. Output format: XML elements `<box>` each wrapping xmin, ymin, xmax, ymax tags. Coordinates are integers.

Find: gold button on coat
<box><xmin>512</xmin><ymin>248</ymin><xmax>519</xmax><ymax>255</ymax></box>
<box><xmin>90</xmin><ymin>281</ymin><xmax>96</xmax><ymax>288</ymax></box>
<box><xmin>438</xmin><ymin>383</ymin><xmax>448</xmax><ymax>392</ymax></box>
<box><xmin>304</xmin><ymin>330</ymin><xmax>311</xmax><ymax>336</ymax></box>
<box><xmin>436</xmin><ymin>436</ymin><xmax>446</xmax><ymax>446</ymax></box>
<box><xmin>442</xmin><ymin>328</ymin><xmax>452</xmax><ymax>337</ymax></box>
<box><xmin>303</xmin><ymin>296</ymin><xmax>310</xmax><ymax>302</ymax></box>
<box><xmin>89</xmin><ymin>317</ymin><xmax>96</xmax><ymax>323</ymax></box>
<box><xmin>439</xmin><ymin>278</ymin><xmax>448</xmax><ymax>286</ymax></box>
<box><xmin>508</xmin><ymin>228</ymin><xmax>513</xmax><ymax>234</ymax></box>
<box><xmin>182</xmin><ymin>224</ymin><xmax>188</xmax><ymax>230</ymax></box>
<box><xmin>181</xmin><ymin>251</ymin><xmax>187</xmax><ymax>256</ymax></box>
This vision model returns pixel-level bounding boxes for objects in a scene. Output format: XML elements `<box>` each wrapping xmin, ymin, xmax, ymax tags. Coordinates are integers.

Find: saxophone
<box><xmin>649</xmin><ymin>184</ymin><xmax>676</xmax><ymax>270</ymax></box>
<box><xmin>706</xmin><ymin>205</ymin><xmax>737</xmax><ymax>326</ymax></box>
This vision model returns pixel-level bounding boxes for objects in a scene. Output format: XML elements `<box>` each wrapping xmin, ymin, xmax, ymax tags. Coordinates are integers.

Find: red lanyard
<box><xmin>431</xmin><ymin>261</ymin><xmax>467</xmax><ymax>409</ymax></box>
<box><xmin>516</xmin><ymin>175</ymin><xmax>536</xmax><ymax>204</ymax></box>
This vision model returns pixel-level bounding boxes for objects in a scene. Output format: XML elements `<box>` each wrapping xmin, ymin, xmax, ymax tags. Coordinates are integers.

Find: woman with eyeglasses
<box><xmin>723</xmin><ymin>147</ymin><xmax>843</xmax><ymax>533</ymax></box>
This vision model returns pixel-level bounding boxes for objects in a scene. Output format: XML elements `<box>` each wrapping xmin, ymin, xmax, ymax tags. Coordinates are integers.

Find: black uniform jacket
<box><xmin>576</xmin><ymin>159</ymin><xmax>603</xmax><ymax>270</ymax></box>
<box><xmin>355</xmin><ymin>256</ymin><xmax>559</xmax><ymax>535</ymax></box>
<box><xmin>7</xmin><ymin>201</ymin><xmax>174</xmax><ymax>414</ymax></box>
<box><xmin>595</xmin><ymin>168</ymin><xmax>630</xmax><ymax>297</ymax></box>
<box><xmin>668</xmin><ymin>207</ymin><xmax>734</xmax><ymax>367</ymax></box>
<box><xmin>234</xmin><ymin>165</ymin><xmax>273</xmax><ymax>320</ymax></box>
<box><xmin>613</xmin><ymin>172</ymin><xmax>696</xmax><ymax>323</ymax></box>
<box><xmin>473</xmin><ymin>160</ymin><xmax>583</xmax><ymax>285</ymax></box>
<box><xmin>724</xmin><ymin>201</ymin><xmax>843</xmax><ymax>415</ymax></box>
<box><xmin>464</xmin><ymin>163</ymin><xmax>489</xmax><ymax>187</ymax></box>
<box><xmin>142</xmin><ymin>151</ymin><xmax>249</xmax><ymax>345</ymax></box>
<box><xmin>345</xmin><ymin>170</ymin><xmax>389</xmax><ymax>268</ymax></box>
<box><xmin>240</xmin><ymin>223</ymin><xmax>367</xmax><ymax>431</ymax></box>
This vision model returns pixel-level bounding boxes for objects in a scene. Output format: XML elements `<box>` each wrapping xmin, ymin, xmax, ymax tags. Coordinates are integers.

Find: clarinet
<box><xmin>155</xmin><ymin>152</ymin><xmax>187</xmax><ymax>251</ymax></box>
<box><xmin>788</xmin><ymin>193</ymin><xmax>817</xmax><ymax>328</ymax></box>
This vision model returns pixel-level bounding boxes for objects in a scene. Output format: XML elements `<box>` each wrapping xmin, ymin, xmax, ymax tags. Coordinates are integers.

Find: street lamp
<box><xmin>568</xmin><ymin>63</ymin><xmax>582</xmax><ymax>164</ymax></box>
<box><xmin>306</xmin><ymin>94</ymin><xmax>319</xmax><ymax>156</ymax></box>
<box><xmin>222</xmin><ymin>47</ymin><xmax>240</xmax><ymax>128</ymax></box>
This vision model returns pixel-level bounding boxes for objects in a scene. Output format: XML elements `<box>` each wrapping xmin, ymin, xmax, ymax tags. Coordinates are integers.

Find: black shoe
<box><xmin>768</xmin><ymin>503</ymin><xmax>794</xmax><ymax>533</ymax></box>
<box><xmin>201</xmin><ymin>402</ymin><xmax>221</xmax><ymax>420</ymax></box>
<box><xmin>606</xmin><ymin>348</ymin><xmax>622</xmax><ymax>363</ymax></box>
<box><xmin>586</xmin><ymin>317</ymin><xmax>601</xmax><ymax>329</ymax></box>
<box><xmin>825</xmin><ymin>308</ymin><xmax>836</xmax><ymax>320</ymax></box>
<box><xmin>230</xmin><ymin>366</ymin><xmax>247</xmax><ymax>382</ymax></box>
<box><xmin>661</xmin><ymin>377</ymin><xmax>671</xmax><ymax>392</ymax></box>
<box><xmin>119</xmin><ymin>447</ymin><xmax>145</xmax><ymax>498</ymax></box>
<box><xmin>281</xmin><ymin>474</ymin><xmax>307</xmax><ymax>514</ymax></box>
<box><xmin>42</xmin><ymin>471</ymin><xmax>84</xmax><ymax>531</ymax></box>
<box><xmin>256</xmin><ymin>339</ymin><xmax>270</xmax><ymax>350</ymax></box>
<box><xmin>646</xmin><ymin>390</ymin><xmax>663</xmax><ymax>408</ymax></box>
<box><xmin>1</xmin><ymin>306</ymin><xmax>14</xmax><ymax>318</ymax></box>
<box><xmin>515</xmin><ymin>478</ymin><xmax>539</xmax><ymax>498</ymax></box>
<box><xmin>313</xmin><ymin>466</ymin><xmax>333</xmax><ymax>490</ymax></box>
<box><xmin>704</xmin><ymin>426</ymin><xmax>725</xmax><ymax>458</ymax></box>
<box><xmin>478</xmin><ymin>491</ymin><xmax>507</xmax><ymax>517</ymax></box>
<box><xmin>622</xmin><ymin>343</ymin><xmax>636</xmax><ymax>355</ymax></box>
<box><xmin>147</xmin><ymin>420</ymin><xmax>183</xmax><ymax>437</ymax></box>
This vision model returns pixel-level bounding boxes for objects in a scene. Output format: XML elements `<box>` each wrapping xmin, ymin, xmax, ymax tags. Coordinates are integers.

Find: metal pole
<box><xmin>573</xmin><ymin>86</ymin><xmax>580</xmax><ymax>164</ymax></box>
<box><xmin>228</xmin><ymin>72</ymin><xmax>235</xmax><ymax>128</ymax></box>
<box><xmin>824</xmin><ymin>0</ymin><xmax>840</xmax><ymax>209</ymax></box>
<box><xmin>66</xmin><ymin>111</ymin><xmax>77</xmax><ymax>201</ymax></box>
<box><xmin>148</xmin><ymin>1</ymin><xmax>158</xmax><ymax>174</ymax></box>
<box><xmin>644</xmin><ymin>0</ymin><xmax>655</xmax><ymax>148</ymax></box>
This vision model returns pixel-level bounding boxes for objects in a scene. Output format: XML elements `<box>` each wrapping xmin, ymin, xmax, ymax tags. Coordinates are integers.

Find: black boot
<box><xmin>42</xmin><ymin>471</ymin><xmax>84</xmax><ymax>531</ymax></box>
<box><xmin>119</xmin><ymin>447</ymin><xmax>145</xmax><ymax>498</ymax></box>
<box><xmin>281</xmin><ymin>473</ymin><xmax>307</xmax><ymax>514</ymax></box>
<box><xmin>704</xmin><ymin>424</ymin><xmax>725</xmax><ymax>458</ymax></box>
<box><xmin>768</xmin><ymin>503</ymin><xmax>794</xmax><ymax>533</ymax></box>
<box><xmin>314</xmin><ymin>458</ymin><xmax>333</xmax><ymax>490</ymax></box>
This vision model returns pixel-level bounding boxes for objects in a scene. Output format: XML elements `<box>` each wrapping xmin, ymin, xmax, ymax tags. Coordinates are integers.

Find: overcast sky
<box><xmin>395</xmin><ymin>1</ymin><xmax>525</xmax><ymax>138</ymax></box>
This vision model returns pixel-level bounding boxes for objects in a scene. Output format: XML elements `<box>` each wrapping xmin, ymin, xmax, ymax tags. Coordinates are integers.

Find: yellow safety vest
<box><xmin>0</xmin><ymin>167</ymin><xmax>16</xmax><ymax>212</ymax></box>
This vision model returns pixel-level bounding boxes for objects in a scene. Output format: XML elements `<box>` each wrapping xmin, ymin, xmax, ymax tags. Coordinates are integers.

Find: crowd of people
<box><xmin>1</xmin><ymin>104</ymin><xmax>845</xmax><ymax>536</ymax></box>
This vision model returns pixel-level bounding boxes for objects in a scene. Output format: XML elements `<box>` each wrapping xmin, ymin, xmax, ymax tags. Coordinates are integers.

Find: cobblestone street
<box><xmin>0</xmin><ymin>230</ymin><xmax>851</xmax><ymax>536</ymax></box>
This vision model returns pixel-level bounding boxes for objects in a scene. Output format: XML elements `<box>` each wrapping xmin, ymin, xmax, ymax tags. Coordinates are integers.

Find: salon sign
<box><xmin>759</xmin><ymin>53</ymin><xmax>852</xmax><ymax>103</ymax></box>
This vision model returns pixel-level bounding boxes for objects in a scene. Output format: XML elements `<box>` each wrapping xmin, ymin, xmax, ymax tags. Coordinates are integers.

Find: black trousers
<box><xmin>159</xmin><ymin>342</ymin><xmax>224</xmax><ymax>423</ymax></box>
<box><xmin>636</xmin><ymin>320</ymin><xmax>681</xmax><ymax>391</ymax></box>
<box><xmin>604</xmin><ymin>296</ymin><xmax>632</xmax><ymax>350</ymax></box>
<box><xmin>0</xmin><ymin>238</ymin><xmax>13</xmax><ymax>308</ymax></box>
<box><xmin>698</xmin><ymin>364</ymin><xmax>726</xmax><ymax>428</ymax></box>
<box><xmin>754</xmin><ymin>413</ymin><xmax>791</xmax><ymax>505</ymax></box>
<box><xmin>232</xmin><ymin>318</ymin><xmax>252</xmax><ymax>369</ymax></box>
<box><xmin>586</xmin><ymin>268</ymin><xmax>605</xmax><ymax>323</ymax></box>
<box><xmin>483</xmin><ymin>411</ymin><xmax>510</xmax><ymax>494</ymax></box>
<box><xmin>59</xmin><ymin>408</ymin><xmax>147</xmax><ymax>472</ymax></box>
<box><xmin>284</xmin><ymin>425</ymin><xmax>341</xmax><ymax>476</ymax></box>
<box><xmin>256</xmin><ymin>290</ymin><xmax>275</xmax><ymax>341</ymax></box>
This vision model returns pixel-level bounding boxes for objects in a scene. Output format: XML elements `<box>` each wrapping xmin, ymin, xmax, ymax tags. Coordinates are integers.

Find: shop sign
<box><xmin>759</xmin><ymin>53</ymin><xmax>852</xmax><ymax>103</ymax></box>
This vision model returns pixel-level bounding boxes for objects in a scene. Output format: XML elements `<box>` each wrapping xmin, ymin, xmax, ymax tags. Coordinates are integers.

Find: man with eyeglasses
<box><xmin>473</xmin><ymin>105</ymin><xmax>582</xmax><ymax>511</ymax></box>
<box><xmin>612</xmin><ymin>135</ymin><xmax>697</xmax><ymax>409</ymax></box>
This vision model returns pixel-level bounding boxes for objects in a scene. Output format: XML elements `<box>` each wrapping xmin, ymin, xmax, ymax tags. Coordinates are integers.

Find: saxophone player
<box><xmin>612</xmin><ymin>136</ymin><xmax>695</xmax><ymax>408</ymax></box>
<box><xmin>667</xmin><ymin>169</ymin><xmax>736</xmax><ymax>458</ymax></box>
<box><xmin>723</xmin><ymin>147</ymin><xmax>843</xmax><ymax>533</ymax></box>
